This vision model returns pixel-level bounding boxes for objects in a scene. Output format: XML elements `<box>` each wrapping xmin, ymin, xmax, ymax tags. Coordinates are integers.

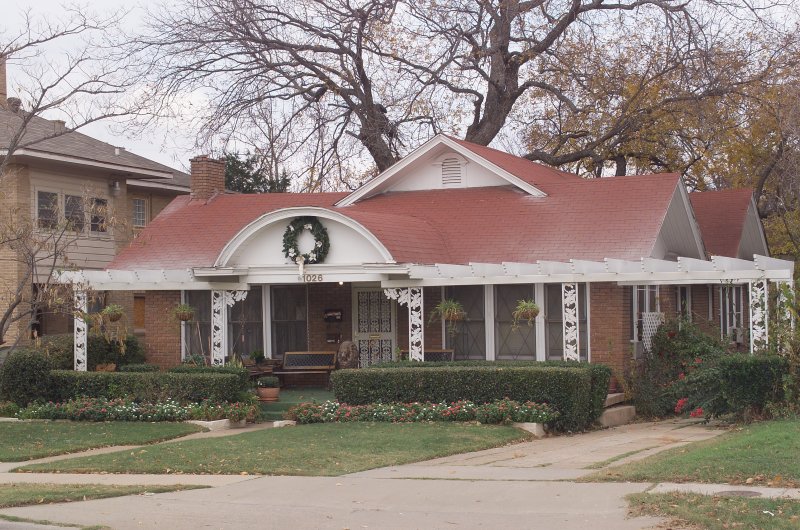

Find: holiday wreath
<box><xmin>282</xmin><ymin>216</ymin><xmax>330</xmax><ymax>264</ymax></box>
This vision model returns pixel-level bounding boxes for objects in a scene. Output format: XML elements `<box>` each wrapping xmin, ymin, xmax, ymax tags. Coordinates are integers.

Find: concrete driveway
<box><xmin>0</xmin><ymin>419</ymin><xmax>725</xmax><ymax>530</ymax></box>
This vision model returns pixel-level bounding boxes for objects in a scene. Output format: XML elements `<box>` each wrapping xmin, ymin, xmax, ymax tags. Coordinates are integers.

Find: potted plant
<box><xmin>429</xmin><ymin>299</ymin><xmax>466</xmax><ymax>336</ymax></box>
<box><xmin>512</xmin><ymin>299</ymin><xmax>540</xmax><ymax>330</ymax></box>
<box><xmin>250</xmin><ymin>350</ymin><xmax>265</xmax><ymax>364</ymax></box>
<box><xmin>172</xmin><ymin>303</ymin><xmax>195</xmax><ymax>322</ymax></box>
<box><xmin>256</xmin><ymin>376</ymin><xmax>280</xmax><ymax>402</ymax></box>
<box><xmin>101</xmin><ymin>304</ymin><xmax>125</xmax><ymax>322</ymax></box>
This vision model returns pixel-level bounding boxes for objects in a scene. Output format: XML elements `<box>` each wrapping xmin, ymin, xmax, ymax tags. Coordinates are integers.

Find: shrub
<box><xmin>256</xmin><ymin>376</ymin><xmax>280</xmax><ymax>388</ymax></box>
<box><xmin>33</xmin><ymin>334</ymin><xmax>145</xmax><ymax>370</ymax></box>
<box><xmin>49</xmin><ymin>370</ymin><xmax>242</xmax><ymax>403</ymax></box>
<box><xmin>168</xmin><ymin>365</ymin><xmax>250</xmax><ymax>392</ymax></box>
<box><xmin>119</xmin><ymin>364</ymin><xmax>160</xmax><ymax>372</ymax></box>
<box><xmin>0</xmin><ymin>349</ymin><xmax>53</xmax><ymax>406</ymax></box>
<box><xmin>0</xmin><ymin>401</ymin><xmax>20</xmax><ymax>417</ymax></box>
<box><xmin>285</xmin><ymin>399</ymin><xmax>559</xmax><ymax>425</ymax></box>
<box><xmin>332</xmin><ymin>365</ymin><xmax>599</xmax><ymax>431</ymax></box>
<box><xmin>673</xmin><ymin>354</ymin><xmax>787</xmax><ymax>419</ymax></box>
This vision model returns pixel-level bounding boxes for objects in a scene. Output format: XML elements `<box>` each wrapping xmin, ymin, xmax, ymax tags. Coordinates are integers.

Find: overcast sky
<box><xmin>5</xmin><ymin>0</ymin><xmax>193</xmax><ymax>171</ymax></box>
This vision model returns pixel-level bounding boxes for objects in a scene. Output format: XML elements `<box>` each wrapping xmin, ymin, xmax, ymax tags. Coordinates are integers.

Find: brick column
<box><xmin>190</xmin><ymin>156</ymin><xmax>226</xmax><ymax>201</ymax></box>
<box><xmin>144</xmin><ymin>291</ymin><xmax>182</xmax><ymax>368</ymax></box>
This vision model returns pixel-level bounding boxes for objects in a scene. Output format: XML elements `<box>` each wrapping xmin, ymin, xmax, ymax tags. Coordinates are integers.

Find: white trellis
<box><xmin>749</xmin><ymin>279</ymin><xmax>768</xmax><ymax>353</ymax></box>
<box><xmin>73</xmin><ymin>290</ymin><xmax>88</xmax><ymax>371</ymax></box>
<box><xmin>384</xmin><ymin>287</ymin><xmax>424</xmax><ymax>361</ymax></box>
<box><xmin>210</xmin><ymin>290</ymin><xmax>248</xmax><ymax>365</ymax></box>
<box><xmin>561</xmin><ymin>283</ymin><xmax>580</xmax><ymax>361</ymax></box>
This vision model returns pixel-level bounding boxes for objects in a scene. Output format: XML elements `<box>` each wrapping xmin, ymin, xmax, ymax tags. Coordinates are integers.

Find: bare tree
<box><xmin>0</xmin><ymin>5</ymin><xmax>138</xmax><ymax>348</ymax></box>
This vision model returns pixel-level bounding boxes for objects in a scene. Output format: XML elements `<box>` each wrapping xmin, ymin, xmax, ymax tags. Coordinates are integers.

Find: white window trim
<box><xmin>632</xmin><ymin>285</ymin><xmax>660</xmax><ymax>343</ymax></box>
<box><xmin>676</xmin><ymin>285</ymin><xmax>692</xmax><ymax>322</ymax></box>
<box><xmin>132</xmin><ymin>197</ymin><xmax>149</xmax><ymax>228</ymax></box>
<box><xmin>34</xmin><ymin>187</ymin><xmax>62</xmax><ymax>229</ymax></box>
<box><xmin>720</xmin><ymin>284</ymin><xmax>745</xmax><ymax>341</ymax></box>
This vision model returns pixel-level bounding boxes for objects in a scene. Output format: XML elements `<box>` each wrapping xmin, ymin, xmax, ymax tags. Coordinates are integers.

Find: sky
<box><xmin>5</xmin><ymin>0</ymin><xmax>193</xmax><ymax>171</ymax></box>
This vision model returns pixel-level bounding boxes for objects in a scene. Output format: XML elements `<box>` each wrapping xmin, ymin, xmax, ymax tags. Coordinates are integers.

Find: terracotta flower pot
<box><xmin>105</xmin><ymin>312</ymin><xmax>123</xmax><ymax>322</ymax></box>
<box><xmin>257</xmin><ymin>387</ymin><xmax>280</xmax><ymax>402</ymax></box>
<box><xmin>175</xmin><ymin>311</ymin><xmax>194</xmax><ymax>322</ymax></box>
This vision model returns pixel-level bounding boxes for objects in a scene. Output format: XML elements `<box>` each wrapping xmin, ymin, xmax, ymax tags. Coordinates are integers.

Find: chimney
<box><xmin>0</xmin><ymin>55</ymin><xmax>6</xmax><ymax>106</ymax></box>
<box><xmin>53</xmin><ymin>119</ymin><xmax>66</xmax><ymax>133</ymax></box>
<box><xmin>190</xmin><ymin>155</ymin><xmax>226</xmax><ymax>201</ymax></box>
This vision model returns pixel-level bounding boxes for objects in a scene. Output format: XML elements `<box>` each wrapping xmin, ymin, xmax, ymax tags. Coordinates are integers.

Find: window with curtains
<box><xmin>228</xmin><ymin>286</ymin><xmax>263</xmax><ymax>358</ymax></box>
<box><xmin>545</xmin><ymin>284</ymin><xmax>588</xmax><ymax>361</ymax></box>
<box><xmin>271</xmin><ymin>285</ymin><xmax>307</xmax><ymax>359</ymax></box>
<box><xmin>494</xmin><ymin>284</ymin><xmax>536</xmax><ymax>360</ymax></box>
<box><xmin>444</xmin><ymin>285</ymin><xmax>486</xmax><ymax>360</ymax></box>
<box><xmin>184</xmin><ymin>291</ymin><xmax>211</xmax><ymax>359</ymax></box>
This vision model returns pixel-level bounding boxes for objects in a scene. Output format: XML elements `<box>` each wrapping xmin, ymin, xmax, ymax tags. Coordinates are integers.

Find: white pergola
<box><xmin>59</xmin><ymin>254</ymin><xmax>794</xmax><ymax>369</ymax></box>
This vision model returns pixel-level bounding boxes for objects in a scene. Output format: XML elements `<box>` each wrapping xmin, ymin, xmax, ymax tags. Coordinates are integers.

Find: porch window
<box><xmin>271</xmin><ymin>285</ymin><xmax>307</xmax><ymax>359</ymax></box>
<box><xmin>676</xmin><ymin>285</ymin><xmax>692</xmax><ymax>321</ymax></box>
<box><xmin>184</xmin><ymin>290</ymin><xmax>211</xmax><ymax>358</ymax></box>
<box><xmin>494</xmin><ymin>284</ymin><xmax>536</xmax><ymax>360</ymax></box>
<box><xmin>721</xmin><ymin>284</ymin><xmax>745</xmax><ymax>342</ymax></box>
<box><xmin>631</xmin><ymin>285</ymin><xmax>660</xmax><ymax>342</ymax></box>
<box><xmin>228</xmin><ymin>286</ymin><xmax>263</xmax><ymax>358</ymax></box>
<box><xmin>444</xmin><ymin>285</ymin><xmax>485</xmax><ymax>360</ymax></box>
<box><xmin>545</xmin><ymin>284</ymin><xmax>588</xmax><ymax>361</ymax></box>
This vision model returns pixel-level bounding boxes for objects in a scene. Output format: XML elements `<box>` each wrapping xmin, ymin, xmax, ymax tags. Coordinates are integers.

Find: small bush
<box><xmin>0</xmin><ymin>349</ymin><xmax>53</xmax><ymax>406</ymax></box>
<box><xmin>49</xmin><ymin>370</ymin><xmax>242</xmax><ymax>403</ymax></box>
<box><xmin>0</xmin><ymin>401</ymin><xmax>20</xmax><ymax>417</ymax></box>
<box><xmin>332</xmin><ymin>365</ymin><xmax>601</xmax><ymax>431</ymax></box>
<box><xmin>34</xmin><ymin>334</ymin><xmax>145</xmax><ymax>370</ymax></box>
<box><xmin>168</xmin><ymin>365</ymin><xmax>250</xmax><ymax>392</ymax></box>
<box><xmin>119</xmin><ymin>364</ymin><xmax>160</xmax><ymax>372</ymax></box>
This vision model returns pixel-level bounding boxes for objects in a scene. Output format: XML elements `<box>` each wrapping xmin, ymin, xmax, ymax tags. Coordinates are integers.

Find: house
<box><xmin>60</xmin><ymin>135</ymin><xmax>794</xmax><ymax>379</ymax></box>
<box><xmin>0</xmin><ymin>57</ymin><xmax>190</xmax><ymax>345</ymax></box>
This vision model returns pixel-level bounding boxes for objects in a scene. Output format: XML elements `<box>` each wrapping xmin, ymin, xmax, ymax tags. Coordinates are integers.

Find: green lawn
<box><xmin>16</xmin><ymin>423</ymin><xmax>530</xmax><ymax>476</ymax></box>
<box><xmin>0</xmin><ymin>483</ymin><xmax>205</xmax><ymax>509</ymax></box>
<box><xmin>586</xmin><ymin>420</ymin><xmax>800</xmax><ymax>487</ymax></box>
<box><xmin>629</xmin><ymin>492</ymin><xmax>800</xmax><ymax>530</ymax></box>
<box><xmin>0</xmin><ymin>422</ymin><xmax>203</xmax><ymax>462</ymax></box>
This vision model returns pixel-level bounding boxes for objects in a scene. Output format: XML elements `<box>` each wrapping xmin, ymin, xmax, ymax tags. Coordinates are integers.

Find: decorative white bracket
<box><xmin>749</xmin><ymin>279</ymin><xmax>768</xmax><ymax>353</ymax></box>
<box><xmin>73</xmin><ymin>290</ymin><xmax>88</xmax><ymax>371</ymax></box>
<box><xmin>561</xmin><ymin>283</ymin><xmax>580</xmax><ymax>361</ymax></box>
<box><xmin>384</xmin><ymin>287</ymin><xmax>424</xmax><ymax>361</ymax></box>
<box><xmin>210</xmin><ymin>290</ymin><xmax>248</xmax><ymax>365</ymax></box>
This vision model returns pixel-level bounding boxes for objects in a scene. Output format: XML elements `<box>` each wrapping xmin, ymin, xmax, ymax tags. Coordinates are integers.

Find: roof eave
<box><xmin>2</xmin><ymin>148</ymin><xmax>175</xmax><ymax>179</ymax></box>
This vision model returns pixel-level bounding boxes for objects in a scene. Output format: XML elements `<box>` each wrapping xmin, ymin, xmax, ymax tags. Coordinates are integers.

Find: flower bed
<box><xmin>286</xmin><ymin>399</ymin><xmax>559</xmax><ymax>425</ymax></box>
<box><xmin>16</xmin><ymin>397</ymin><xmax>260</xmax><ymax>423</ymax></box>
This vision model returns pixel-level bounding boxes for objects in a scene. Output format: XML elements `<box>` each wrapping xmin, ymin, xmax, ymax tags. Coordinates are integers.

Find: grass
<box><xmin>629</xmin><ymin>492</ymin><xmax>800</xmax><ymax>530</ymax></box>
<box><xmin>16</xmin><ymin>423</ymin><xmax>530</xmax><ymax>476</ymax></box>
<box><xmin>585</xmin><ymin>420</ymin><xmax>800</xmax><ymax>487</ymax></box>
<box><xmin>0</xmin><ymin>483</ymin><xmax>205</xmax><ymax>509</ymax></box>
<box><xmin>0</xmin><ymin>514</ymin><xmax>107</xmax><ymax>530</ymax></box>
<box><xmin>0</xmin><ymin>422</ymin><xmax>203</xmax><ymax>462</ymax></box>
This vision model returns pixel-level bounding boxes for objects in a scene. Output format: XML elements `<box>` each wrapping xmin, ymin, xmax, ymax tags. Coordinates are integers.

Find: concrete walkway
<box><xmin>0</xmin><ymin>419</ymin><xmax>756</xmax><ymax>530</ymax></box>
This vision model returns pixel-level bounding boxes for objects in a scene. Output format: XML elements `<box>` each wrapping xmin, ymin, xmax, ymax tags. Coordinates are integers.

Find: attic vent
<box><xmin>441</xmin><ymin>157</ymin><xmax>463</xmax><ymax>187</ymax></box>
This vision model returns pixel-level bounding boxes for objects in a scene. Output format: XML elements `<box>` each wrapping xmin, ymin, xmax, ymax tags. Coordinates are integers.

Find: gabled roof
<box><xmin>0</xmin><ymin>107</ymin><xmax>182</xmax><ymax>179</ymax></box>
<box><xmin>109</xmin><ymin>171</ymin><xmax>686</xmax><ymax>270</ymax></box>
<box><xmin>689</xmin><ymin>189</ymin><xmax>767</xmax><ymax>258</ymax></box>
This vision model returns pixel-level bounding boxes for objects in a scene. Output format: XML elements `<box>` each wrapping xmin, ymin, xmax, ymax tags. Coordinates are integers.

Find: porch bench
<box><xmin>400</xmin><ymin>349</ymin><xmax>455</xmax><ymax>362</ymax></box>
<box><xmin>273</xmin><ymin>351</ymin><xmax>337</xmax><ymax>387</ymax></box>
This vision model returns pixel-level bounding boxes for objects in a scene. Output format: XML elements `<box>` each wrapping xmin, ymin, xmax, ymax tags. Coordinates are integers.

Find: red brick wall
<box><xmin>307</xmin><ymin>282</ymin><xmax>353</xmax><ymax>351</ymax></box>
<box><xmin>589</xmin><ymin>283</ymin><xmax>631</xmax><ymax>388</ymax></box>
<box><xmin>396</xmin><ymin>286</ymin><xmax>444</xmax><ymax>350</ymax></box>
<box><xmin>144</xmin><ymin>290</ymin><xmax>182</xmax><ymax>368</ymax></box>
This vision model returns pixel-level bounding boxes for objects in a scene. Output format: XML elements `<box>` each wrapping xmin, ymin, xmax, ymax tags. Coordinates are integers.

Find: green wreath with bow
<box><xmin>282</xmin><ymin>216</ymin><xmax>330</xmax><ymax>264</ymax></box>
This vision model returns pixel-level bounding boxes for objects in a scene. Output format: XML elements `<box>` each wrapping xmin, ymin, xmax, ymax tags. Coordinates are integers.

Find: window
<box><xmin>90</xmin><ymin>198</ymin><xmax>108</xmax><ymax>232</ymax></box>
<box><xmin>132</xmin><ymin>198</ymin><xmax>147</xmax><ymax>228</ymax></box>
<box><xmin>64</xmin><ymin>195</ymin><xmax>84</xmax><ymax>232</ymax></box>
<box><xmin>271</xmin><ymin>285</ymin><xmax>307</xmax><ymax>359</ymax></box>
<box><xmin>721</xmin><ymin>285</ymin><xmax>744</xmax><ymax>341</ymax></box>
<box><xmin>494</xmin><ymin>284</ymin><xmax>536</xmax><ymax>360</ymax></box>
<box><xmin>676</xmin><ymin>285</ymin><xmax>692</xmax><ymax>321</ymax></box>
<box><xmin>229</xmin><ymin>286</ymin><xmax>263</xmax><ymax>358</ymax></box>
<box><xmin>184</xmin><ymin>291</ymin><xmax>211</xmax><ymax>359</ymax></box>
<box><xmin>37</xmin><ymin>191</ymin><xmax>58</xmax><ymax>229</ymax></box>
<box><xmin>631</xmin><ymin>285</ymin><xmax>660</xmax><ymax>342</ymax></box>
<box><xmin>444</xmin><ymin>285</ymin><xmax>486</xmax><ymax>360</ymax></box>
<box><xmin>545</xmin><ymin>284</ymin><xmax>588</xmax><ymax>361</ymax></box>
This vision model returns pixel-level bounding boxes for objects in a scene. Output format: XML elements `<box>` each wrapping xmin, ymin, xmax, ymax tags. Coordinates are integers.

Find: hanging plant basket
<box><xmin>172</xmin><ymin>304</ymin><xmax>195</xmax><ymax>322</ymax></box>
<box><xmin>512</xmin><ymin>300</ymin><xmax>540</xmax><ymax>329</ymax></box>
<box><xmin>429</xmin><ymin>299</ymin><xmax>467</xmax><ymax>336</ymax></box>
<box><xmin>101</xmin><ymin>304</ymin><xmax>125</xmax><ymax>323</ymax></box>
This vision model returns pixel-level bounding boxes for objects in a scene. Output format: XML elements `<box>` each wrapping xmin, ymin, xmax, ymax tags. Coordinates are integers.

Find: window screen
<box><xmin>494</xmin><ymin>284</ymin><xmax>536</xmax><ymax>360</ymax></box>
<box><xmin>444</xmin><ymin>285</ymin><xmax>486</xmax><ymax>360</ymax></box>
<box><xmin>271</xmin><ymin>285</ymin><xmax>307</xmax><ymax>359</ymax></box>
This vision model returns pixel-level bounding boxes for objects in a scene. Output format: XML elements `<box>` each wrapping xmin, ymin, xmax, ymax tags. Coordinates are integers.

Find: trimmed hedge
<box><xmin>49</xmin><ymin>370</ymin><xmax>242</xmax><ymax>403</ymax></box>
<box><xmin>332</xmin><ymin>365</ymin><xmax>605</xmax><ymax>431</ymax></box>
<box><xmin>34</xmin><ymin>333</ymin><xmax>145</xmax><ymax>370</ymax></box>
<box><xmin>119</xmin><ymin>364</ymin><xmax>160</xmax><ymax>372</ymax></box>
<box><xmin>369</xmin><ymin>360</ymin><xmax>611</xmax><ymax>426</ymax></box>
<box><xmin>167</xmin><ymin>365</ymin><xmax>250</xmax><ymax>391</ymax></box>
<box><xmin>0</xmin><ymin>349</ymin><xmax>53</xmax><ymax>406</ymax></box>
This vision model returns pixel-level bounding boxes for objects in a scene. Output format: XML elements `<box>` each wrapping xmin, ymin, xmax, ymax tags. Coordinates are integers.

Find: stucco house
<box><xmin>0</xmin><ymin>57</ymin><xmax>190</xmax><ymax>345</ymax></box>
<box><xmin>61</xmin><ymin>135</ymin><xmax>793</xmax><ymax>379</ymax></box>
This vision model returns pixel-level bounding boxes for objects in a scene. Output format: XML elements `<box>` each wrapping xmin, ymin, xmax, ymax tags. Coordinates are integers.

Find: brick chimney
<box><xmin>190</xmin><ymin>155</ymin><xmax>226</xmax><ymax>201</ymax></box>
<box><xmin>0</xmin><ymin>55</ymin><xmax>7</xmax><ymax>107</ymax></box>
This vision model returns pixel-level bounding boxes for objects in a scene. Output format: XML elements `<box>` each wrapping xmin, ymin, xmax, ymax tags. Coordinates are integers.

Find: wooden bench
<box><xmin>273</xmin><ymin>351</ymin><xmax>337</xmax><ymax>387</ymax></box>
<box><xmin>400</xmin><ymin>349</ymin><xmax>455</xmax><ymax>362</ymax></box>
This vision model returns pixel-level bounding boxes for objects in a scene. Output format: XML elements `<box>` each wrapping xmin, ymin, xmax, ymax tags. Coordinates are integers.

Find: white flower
<box><xmin>304</xmin><ymin>224</ymin><xmax>312</xmax><ymax>230</ymax></box>
<box><xmin>288</xmin><ymin>225</ymin><xmax>295</xmax><ymax>231</ymax></box>
<box><xmin>309</xmin><ymin>252</ymin><xmax>316</xmax><ymax>261</ymax></box>
<box><xmin>288</xmin><ymin>248</ymin><xmax>296</xmax><ymax>257</ymax></box>
<box><xmin>315</xmin><ymin>241</ymin><xmax>322</xmax><ymax>248</ymax></box>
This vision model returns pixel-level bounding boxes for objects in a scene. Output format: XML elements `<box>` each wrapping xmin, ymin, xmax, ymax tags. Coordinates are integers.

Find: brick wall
<box><xmin>588</xmin><ymin>282</ymin><xmax>631</xmax><ymax>388</ymax></box>
<box><xmin>144</xmin><ymin>290</ymin><xmax>182</xmax><ymax>367</ymax></box>
<box><xmin>0</xmin><ymin>164</ymin><xmax>31</xmax><ymax>345</ymax></box>
<box><xmin>307</xmin><ymin>282</ymin><xmax>352</xmax><ymax>351</ymax></box>
<box><xmin>190</xmin><ymin>156</ymin><xmax>225</xmax><ymax>201</ymax></box>
<box><xmin>396</xmin><ymin>286</ymin><xmax>444</xmax><ymax>350</ymax></box>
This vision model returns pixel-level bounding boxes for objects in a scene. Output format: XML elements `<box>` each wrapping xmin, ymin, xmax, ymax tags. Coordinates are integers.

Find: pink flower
<box><xmin>675</xmin><ymin>397</ymin><xmax>689</xmax><ymax>414</ymax></box>
<box><xmin>678</xmin><ymin>372</ymin><xmax>685</xmax><ymax>380</ymax></box>
<box><xmin>689</xmin><ymin>407</ymin><xmax>704</xmax><ymax>418</ymax></box>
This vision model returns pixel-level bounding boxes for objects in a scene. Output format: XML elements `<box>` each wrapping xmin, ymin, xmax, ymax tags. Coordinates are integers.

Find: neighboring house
<box><xmin>0</xmin><ymin>59</ymin><xmax>190</xmax><ymax>345</ymax></box>
<box><xmin>62</xmin><ymin>135</ymin><xmax>793</xmax><ymax>382</ymax></box>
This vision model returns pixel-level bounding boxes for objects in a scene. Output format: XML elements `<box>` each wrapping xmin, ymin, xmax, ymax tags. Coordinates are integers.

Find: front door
<box><xmin>352</xmin><ymin>288</ymin><xmax>396</xmax><ymax>367</ymax></box>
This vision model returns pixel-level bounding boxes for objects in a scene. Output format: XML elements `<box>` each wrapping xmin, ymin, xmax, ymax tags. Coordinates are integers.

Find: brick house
<box><xmin>61</xmin><ymin>135</ymin><xmax>793</xmax><ymax>377</ymax></box>
<box><xmin>0</xmin><ymin>57</ymin><xmax>190</xmax><ymax>346</ymax></box>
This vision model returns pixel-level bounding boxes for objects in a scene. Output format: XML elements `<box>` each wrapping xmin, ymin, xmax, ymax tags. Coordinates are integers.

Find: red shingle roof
<box><xmin>689</xmin><ymin>189</ymin><xmax>753</xmax><ymax>258</ymax></box>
